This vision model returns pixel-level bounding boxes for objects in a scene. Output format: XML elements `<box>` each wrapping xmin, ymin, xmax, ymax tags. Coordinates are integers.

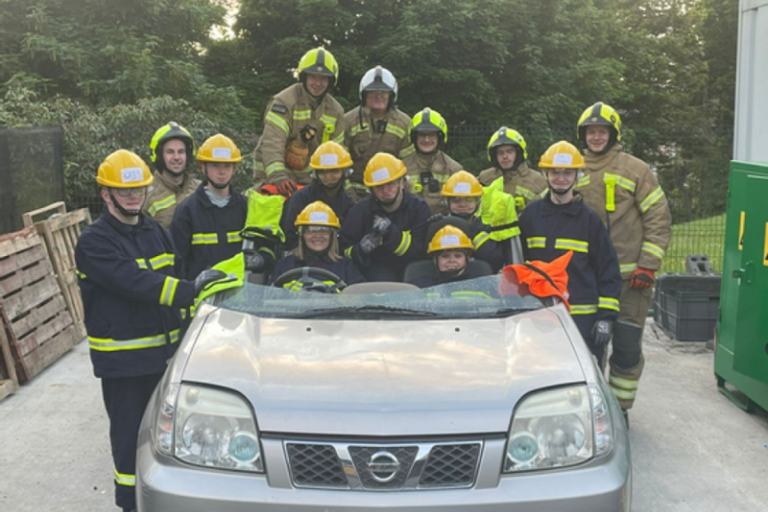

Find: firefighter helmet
<box><xmin>442</xmin><ymin>171</ymin><xmax>483</xmax><ymax>197</ymax></box>
<box><xmin>310</xmin><ymin>141</ymin><xmax>353</xmax><ymax>170</ymax></box>
<box><xmin>96</xmin><ymin>149</ymin><xmax>153</xmax><ymax>188</ymax></box>
<box><xmin>427</xmin><ymin>225</ymin><xmax>473</xmax><ymax>254</ymax></box>
<box><xmin>295</xmin><ymin>201</ymin><xmax>341</xmax><ymax>229</ymax></box>
<box><xmin>196</xmin><ymin>134</ymin><xmax>242</xmax><ymax>163</ymax></box>
<box><xmin>538</xmin><ymin>141</ymin><xmax>585</xmax><ymax>169</ymax></box>
<box><xmin>409</xmin><ymin>108</ymin><xmax>448</xmax><ymax>146</ymax></box>
<box><xmin>577</xmin><ymin>102</ymin><xmax>622</xmax><ymax>143</ymax></box>
<box><xmin>359</xmin><ymin>65</ymin><xmax>398</xmax><ymax>107</ymax></box>
<box><xmin>148</xmin><ymin>122</ymin><xmax>195</xmax><ymax>171</ymax></box>
<box><xmin>487</xmin><ymin>127</ymin><xmax>528</xmax><ymax>169</ymax></box>
<box><xmin>296</xmin><ymin>47</ymin><xmax>339</xmax><ymax>85</ymax></box>
<box><xmin>363</xmin><ymin>153</ymin><xmax>407</xmax><ymax>187</ymax></box>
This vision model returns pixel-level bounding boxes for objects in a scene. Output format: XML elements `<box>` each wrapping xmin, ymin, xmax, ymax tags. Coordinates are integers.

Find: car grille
<box><xmin>285</xmin><ymin>440</ymin><xmax>482</xmax><ymax>491</ymax></box>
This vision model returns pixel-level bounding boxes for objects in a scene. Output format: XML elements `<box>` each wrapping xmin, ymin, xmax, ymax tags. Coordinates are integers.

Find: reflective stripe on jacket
<box><xmin>477</xmin><ymin>163</ymin><xmax>548</xmax><ymax>213</ymax></box>
<box><xmin>402</xmin><ymin>151</ymin><xmax>463</xmax><ymax>215</ymax></box>
<box><xmin>279</xmin><ymin>184</ymin><xmax>355</xmax><ymax>250</ymax></box>
<box><xmin>344</xmin><ymin>106</ymin><xmax>414</xmax><ymax>181</ymax></box>
<box><xmin>142</xmin><ymin>171</ymin><xmax>200</xmax><ymax>230</ymax></box>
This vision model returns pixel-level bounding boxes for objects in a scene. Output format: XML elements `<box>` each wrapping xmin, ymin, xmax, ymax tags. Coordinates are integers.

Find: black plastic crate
<box><xmin>653</xmin><ymin>274</ymin><xmax>721</xmax><ymax>341</ymax></box>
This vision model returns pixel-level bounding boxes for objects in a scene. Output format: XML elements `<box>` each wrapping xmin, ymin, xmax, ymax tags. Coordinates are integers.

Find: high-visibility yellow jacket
<box><xmin>477</xmin><ymin>163</ymin><xmax>547</xmax><ymax>213</ymax></box>
<box><xmin>576</xmin><ymin>144</ymin><xmax>672</xmax><ymax>278</ymax></box>
<box><xmin>403</xmin><ymin>151</ymin><xmax>463</xmax><ymax>214</ymax></box>
<box><xmin>254</xmin><ymin>83</ymin><xmax>346</xmax><ymax>186</ymax></box>
<box><xmin>142</xmin><ymin>171</ymin><xmax>200</xmax><ymax>230</ymax></box>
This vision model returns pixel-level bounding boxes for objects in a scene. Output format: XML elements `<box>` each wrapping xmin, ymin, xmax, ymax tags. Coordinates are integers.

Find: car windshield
<box><xmin>216</xmin><ymin>275</ymin><xmax>548</xmax><ymax>320</ymax></box>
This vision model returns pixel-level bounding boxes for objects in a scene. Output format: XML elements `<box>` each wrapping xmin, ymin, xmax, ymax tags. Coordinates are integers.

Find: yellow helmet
<box><xmin>310</xmin><ymin>141</ymin><xmax>352</xmax><ymax>170</ymax></box>
<box><xmin>196</xmin><ymin>134</ymin><xmax>242</xmax><ymax>163</ymax></box>
<box><xmin>295</xmin><ymin>201</ymin><xmax>341</xmax><ymax>229</ymax></box>
<box><xmin>363</xmin><ymin>153</ymin><xmax>407</xmax><ymax>187</ymax></box>
<box><xmin>409</xmin><ymin>108</ymin><xmax>448</xmax><ymax>146</ymax></box>
<box><xmin>296</xmin><ymin>47</ymin><xmax>339</xmax><ymax>85</ymax></box>
<box><xmin>148</xmin><ymin>121</ymin><xmax>195</xmax><ymax>166</ymax></box>
<box><xmin>442</xmin><ymin>171</ymin><xmax>483</xmax><ymax>197</ymax></box>
<box><xmin>577</xmin><ymin>102</ymin><xmax>622</xmax><ymax>142</ymax></box>
<box><xmin>96</xmin><ymin>149</ymin><xmax>153</xmax><ymax>188</ymax></box>
<box><xmin>538</xmin><ymin>141</ymin><xmax>586</xmax><ymax>169</ymax></box>
<box><xmin>428</xmin><ymin>225</ymin><xmax>473</xmax><ymax>254</ymax></box>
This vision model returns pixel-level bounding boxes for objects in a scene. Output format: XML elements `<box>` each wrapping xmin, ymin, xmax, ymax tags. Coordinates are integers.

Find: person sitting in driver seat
<box><xmin>409</xmin><ymin>225</ymin><xmax>478</xmax><ymax>288</ymax></box>
<box><xmin>269</xmin><ymin>201</ymin><xmax>364</xmax><ymax>289</ymax></box>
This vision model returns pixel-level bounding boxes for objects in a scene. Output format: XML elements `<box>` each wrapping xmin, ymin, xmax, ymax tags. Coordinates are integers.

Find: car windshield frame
<box><xmin>214</xmin><ymin>275</ymin><xmax>548</xmax><ymax>320</ymax></box>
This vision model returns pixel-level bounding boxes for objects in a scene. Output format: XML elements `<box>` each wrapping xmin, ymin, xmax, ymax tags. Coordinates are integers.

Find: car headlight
<box><xmin>504</xmin><ymin>384</ymin><xmax>613</xmax><ymax>472</ymax></box>
<box><xmin>153</xmin><ymin>382</ymin><xmax>264</xmax><ymax>472</ymax></box>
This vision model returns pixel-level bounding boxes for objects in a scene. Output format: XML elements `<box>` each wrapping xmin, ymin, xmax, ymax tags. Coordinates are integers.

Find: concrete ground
<box><xmin>1</xmin><ymin>319</ymin><xmax>767</xmax><ymax>512</ymax></box>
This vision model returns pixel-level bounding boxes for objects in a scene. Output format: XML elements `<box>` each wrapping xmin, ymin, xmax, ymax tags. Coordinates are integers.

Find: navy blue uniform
<box><xmin>280</xmin><ymin>185</ymin><xmax>355</xmax><ymax>249</ymax></box>
<box><xmin>340</xmin><ymin>192</ymin><xmax>431</xmax><ymax>281</ymax></box>
<box><xmin>171</xmin><ymin>183</ymin><xmax>248</xmax><ymax>280</ymax></box>
<box><xmin>465</xmin><ymin>219</ymin><xmax>505</xmax><ymax>273</ymax></box>
<box><xmin>269</xmin><ymin>254</ymin><xmax>366</xmax><ymax>286</ymax></box>
<box><xmin>519</xmin><ymin>192</ymin><xmax>621</xmax><ymax>362</ymax></box>
<box><xmin>75</xmin><ymin>208</ymin><xmax>196</xmax><ymax>511</ymax></box>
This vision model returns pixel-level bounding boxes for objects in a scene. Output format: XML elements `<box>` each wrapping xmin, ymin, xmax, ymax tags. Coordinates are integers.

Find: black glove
<box><xmin>360</xmin><ymin>233</ymin><xmax>382</xmax><ymax>255</ymax></box>
<box><xmin>275</xmin><ymin>178</ymin><xmax>298</xmax><ymax>197</ymax></box>
<box><xmin>194</xmin><ymin>269</ymin><xmax>228</xmax><ymax>296</ymax></box>
<box><xmin>592</xmin><ymin>320</ymin><xmax>613</xmax><ymax>347</ymax></box>
<box><xmin>427</xmin><ymin>213</ymin><xmax>444</xmax><ymax>224</ymax></box>
<box><xmin>371</xmin><ymin>215</ymin><xmax>392</xmax><ymax>237</ymax></box>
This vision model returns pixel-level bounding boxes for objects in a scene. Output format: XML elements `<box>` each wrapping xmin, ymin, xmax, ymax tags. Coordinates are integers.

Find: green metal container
<box><xmin>715</xmin><ymin>160</ymin><xmax>768</xmax><ymax>412</ymax></box>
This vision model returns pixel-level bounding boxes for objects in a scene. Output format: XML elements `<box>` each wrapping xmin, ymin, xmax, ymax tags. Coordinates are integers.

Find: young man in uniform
<box><xmin>344</xmin><ymin>65</ymin><xmax>413</xmax><ymax>200</ymax></box>
<box><xmin>340</xmin><ymin>152</ymin><xmax>431</xmax><ymax>281</ymax></box>
<box><xmin>402</xmin><ymin>108</ymin><xmax>463</xmax><ymax>214</ymax></box>
<box><xmin>171</xmin><ymin>134</ymin><xmax>248</xmax><ymax>280</ymax></box>
<box><xmin>143</xmin><ymin>122</ymin><xmax>199</xmax><ymax>229</ymax></box>
<box><xmin>253</xmin><ymin>47</ymin><xmax>346</xmax><ymax>197</ymax></box>
<box><xmin>478</xmin><ymin>127</ymin><xmax>547</xmax><ymax>213</ymax></box>
<box><xmin>576</xmin><ymin>102</ymin><xmax>672</xmax><ymax>422</ymax></box>
<box><xmin>75</xmin><ymin>149</ymin><xmax>225</xmax><ymax>512</ymax></box>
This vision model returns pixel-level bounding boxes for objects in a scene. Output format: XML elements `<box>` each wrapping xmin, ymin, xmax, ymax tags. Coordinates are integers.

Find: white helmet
<box><xmin>359</xmin><ymin>65</ymin><xmax>398</xmax><ymax>106</ymax></box>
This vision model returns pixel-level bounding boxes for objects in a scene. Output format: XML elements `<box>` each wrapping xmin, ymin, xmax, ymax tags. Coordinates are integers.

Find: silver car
<box><xmin>136</xmin><ymin>275</ymin><xmax>631</xmax><ymax>511</ymax></box>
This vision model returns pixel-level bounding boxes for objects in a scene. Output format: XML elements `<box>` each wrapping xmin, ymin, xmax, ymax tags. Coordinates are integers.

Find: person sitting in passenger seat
<box><xmin>270</xmin><ymin>201</ymin><xmax>364</xmax><ymax>288</ymax></box>
<box><xmin>409</xmin><ymin>226</ymin><xmax>476</xmax><ymax>288</ymax></box>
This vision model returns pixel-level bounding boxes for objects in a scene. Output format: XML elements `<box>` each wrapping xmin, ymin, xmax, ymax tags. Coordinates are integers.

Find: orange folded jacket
<box><xmin>500</xmin><ymin>251</ymin><xmax>573</xmax><ymax>310</ymax></box>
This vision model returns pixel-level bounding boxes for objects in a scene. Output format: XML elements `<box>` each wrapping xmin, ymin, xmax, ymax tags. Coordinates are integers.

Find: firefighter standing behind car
<box><xmin>519</xmin><ymin>141</ymin><xmax>622</xmax><ymax>369</ymax></box>
<box><xmin>402</xmin><ymin>108</ymin><xmax>463</xmax><ymax>214</ymax></box>
<box><xmin>280</xmin><ymin>141</ymin><xmax>355</xmax><ymax>250</ymax></box>
<box><xmin>171</xmin><ymin>134</ymin><xmax>248</xmax><ymax>280</ymax></box>
<box><xmin>142</xmin><ymin>122</ymin><xmax>200</xmax><ymax>229</ymax></box>
<box><xmin>75</xmin><ymin>150</ymin><xmax>226</xmax><ymax>512</ymax></box>
<box><xmin>576</xmin><ymin>102</ymin><xmax>672</xmax><ymax>419</ymax></box>
<box><xmin>340</xmin><ymin>152</ymin><xmax>431</xmax><ymax>281</ymax></box>
<box><xmin>477</xmin><ymin>127</ymin><xmax>548</xmax><ymax>214</ymax></box>
<box><xmin>344</xmin><ymin>65</ymin><xmax>414</xmax><ymax>201</ymax></box>
<box><xmin>253</xmin><ymin>47</ymin><xmax>346</xmax><ymax>197</ymax></box>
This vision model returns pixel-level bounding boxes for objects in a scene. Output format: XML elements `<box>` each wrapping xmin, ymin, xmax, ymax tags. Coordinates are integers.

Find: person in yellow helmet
<box><xmin>270</xmin><ymin>201</ymin><xmax>364</xmax><ymax>289</ymax></box>
<box><xmin>75</xmin><ymin>149</ymin><xmax>226</xmax><ymax>512</ymax></box>
<box><xmin>402</xmin><ymin>107</ymin><xmax>463</xmax><ymax>214</ymax></box>
<box><xmin>279</xmin><ymin>141</ymin><xmax>355</xmax><ymax>249</ymax></box>
<box><xmin>143</xmin><ymin>122</ymin><xmax>200</xmax><ymax>229</ymax></box>
<box><xmin>575</xmin><ymin>102</ymin><xmax>672</xmax><ymax>421</ymax></box>
<box><xmin>253</xmin><ymin>47</ymin><xmax>346</xmax><ymax>197</ymax></box>
<box><xmin>340</xmin><ymin>152</ymin><xmax>431</xmax><ymax>281</ymax></box>
<box><xmin>477</xmin><ymin>127</ymin><xmax>547</xmax><ymax>213</ymax></box>
<box><xmin>344</xmin><ymin>65</ymin><xmax>414</xmax><ymax>201</ymax></box>
<box><xmin>171</xmin><ymin>134</ymin><xmax>248</xmax><ymax>280</ymax></box>
<box><xmin>408</xmin><ymin>226</ymin><xmax>476</xmax><ymax>288</ymax></box>
<box><xmin>518</xmin><ymin>141</ymin><xmax>621</xmax><ymax>371</ymax></box>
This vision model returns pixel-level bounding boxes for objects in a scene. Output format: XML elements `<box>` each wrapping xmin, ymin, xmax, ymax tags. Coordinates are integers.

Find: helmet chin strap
<box><xmin>209</xmin><ymin>180</ymin><xmax>230</xmax><ymax>190</ymax></box>
<box><xmin>438</xmin><ymin>267</ymin><xmax>466</xmax><ymax>280</ymax></box>
<box><xmin>375</xmin><ymin>185</ymin><xmax>401</xmax><ymax>207</ymax></box>
<box><xmin>109</xmin><ymin>191</ymin><xmax>142</xmax><ymax>217</ymax></box>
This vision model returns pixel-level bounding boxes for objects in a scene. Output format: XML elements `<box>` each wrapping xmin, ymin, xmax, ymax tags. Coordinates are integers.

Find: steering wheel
<box><xmin>270</xmin><ymin>266</ymin><xmax>346</xmax><ymax>293</ymax></box>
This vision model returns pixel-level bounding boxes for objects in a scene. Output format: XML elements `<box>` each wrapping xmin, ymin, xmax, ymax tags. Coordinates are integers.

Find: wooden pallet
<box><xmin>23</xmin><ymin>202</ymin><xmax>92</xmax><ymax>340</ymax></box>
<box><xmin>0</xmin><ymin>317</ymin><xmax>19</xmax><ymax>401</ymax></box>
<box><xmin>0</xmin><ymin>227</ymin><xmax>77</xmax><ymax>383</ymax></box>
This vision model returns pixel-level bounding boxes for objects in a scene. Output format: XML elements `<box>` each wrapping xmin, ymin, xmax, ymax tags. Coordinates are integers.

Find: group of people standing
<box><xmin>74</xmin><ymin>46</ymin><xmax>671</xmax><ymax>512</ymax></box>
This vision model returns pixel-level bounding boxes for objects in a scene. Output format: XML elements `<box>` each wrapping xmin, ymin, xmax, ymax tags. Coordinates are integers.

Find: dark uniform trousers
<box><xmin>75</xmin><ymin>209</ymin><xmax>195</xmax><ymax>511</ymax></box>
<box><xmin>519</xmin><ymin>193</ymin><xmax>622</xmax><ymax>367</ymax></box>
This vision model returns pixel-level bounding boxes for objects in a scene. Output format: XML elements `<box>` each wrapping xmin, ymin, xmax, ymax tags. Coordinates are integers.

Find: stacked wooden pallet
<box><xmin>0</xmin><ymin>227</ymin><xmax>77</xmax><ymax>385</ymax></box>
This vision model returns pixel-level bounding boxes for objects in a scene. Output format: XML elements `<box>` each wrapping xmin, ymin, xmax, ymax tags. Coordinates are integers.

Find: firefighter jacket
<box><xmin>344</xmin><ymin>106</ymin><xmax>414</xmax><ymax>189</ymax></box>
<box><xmin>576</xmin><ymin>144</ymin><xmax>672</xmax><ymax>278</ymax></box>
<box><xmin>340</xmin><ymin>192</ymin><xmax>431</xmax><ymax>278</ymax></box>
<box><xmin>254</xmin><ymin>83</ymin><xmax>346</xmax><ymax>186</ymax></box>
<box><xmin>519</xmin><ymin>193</ymin><xmax>622</xmax><ymax>322</ymax></box>
<box><xmin>142</xmin><ymin>171</ymin><xmax>200</xmax><ymax>230</ymax></box>
<box><xmin>466</xmin><ymin>218</ymin><xmax>506</xmax><ymax>273</ymax></box>
<box><xmin>269</xmin><ymin>253</ymin><xmax>365</xmax><ymax>287</ymax></box>
<box><xmin>477</xmin><ymin>163</ymin><xmax>548</xmax><ymax>213</ymax></box>
<box><xmin>280</xmin><ymin>184</ymin><xmax>355</xmax><ymax>250</ymax></box>
<box><xmin>402</xmin><ymin>151</ymin><xmax>463</xmax><ymax>214</ymax></box>
<box><xmin>75</xmin><ymin>208</ymin><xmax>196</xmax><ymax>378</ymax></box>
<box><xmin>171</xmin><ymin>183</ymin><xmax>248</xmax><ymax>280</ymax></box>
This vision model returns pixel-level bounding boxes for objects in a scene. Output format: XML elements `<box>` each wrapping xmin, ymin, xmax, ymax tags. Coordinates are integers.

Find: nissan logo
<box><xmin>366</xmin><ymin>451</ymin><xmax>400</xmax><ymax>483</ymax></box>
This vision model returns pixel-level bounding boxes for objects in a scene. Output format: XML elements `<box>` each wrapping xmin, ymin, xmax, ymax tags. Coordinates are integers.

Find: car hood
<box><xmin>182</xmin><ymin>306</ymin><xmax>585</xmax><ymax>436</ymax></box>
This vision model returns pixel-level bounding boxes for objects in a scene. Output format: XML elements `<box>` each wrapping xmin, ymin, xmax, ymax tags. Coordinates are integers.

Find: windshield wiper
<box><xmin>484</xmin><ymin>307</ymin><xmax>538</xmax><ymax>318</ymax></box>
<box><xmin>288</xmin><ymin>305</ymin><xmax>440</xmax><ymax>319</ymax></box>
